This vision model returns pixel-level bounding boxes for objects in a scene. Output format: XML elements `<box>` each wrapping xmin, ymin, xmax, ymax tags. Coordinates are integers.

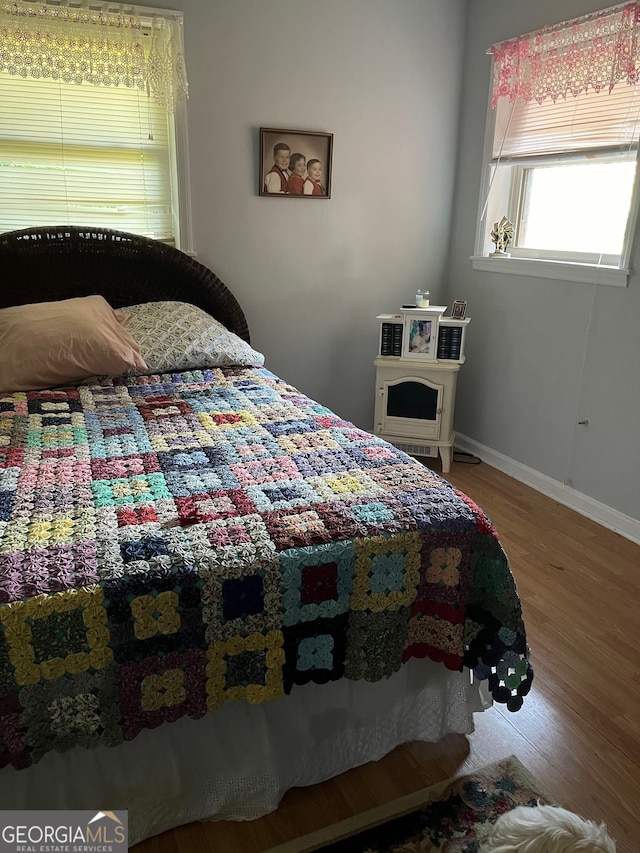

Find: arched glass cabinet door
<box><xmin>378</xmin><ymin>375</ymin><xmax>443</xmax><ymax>439</ymax></box>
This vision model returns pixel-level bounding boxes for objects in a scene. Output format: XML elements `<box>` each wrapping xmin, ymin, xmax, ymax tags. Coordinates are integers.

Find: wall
<box><xmin>448</xmin><ymin>0</ymin><xmax>640</xmax><ymax>525</ymax></box>
<box><xmin>145</xmin><ymin>0</ymin><xmax>466</xmax><ymax>429</ymax></box>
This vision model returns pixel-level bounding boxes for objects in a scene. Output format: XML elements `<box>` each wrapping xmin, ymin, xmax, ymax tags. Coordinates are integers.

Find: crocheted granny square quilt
<box><xmin>0</xmin><ymin>367</ymin><xmax>533</xmax><ymax>769</ymax></box>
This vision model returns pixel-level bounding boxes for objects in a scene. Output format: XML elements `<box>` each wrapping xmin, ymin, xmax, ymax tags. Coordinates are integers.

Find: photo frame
<box><xmin>451</xmin><ymin>300</ymin><xmax>468</xmax><ymax>320</ymax></box>
<box><xmin>402</xmin><ymin>312</ymin><xmax>440</xmax><ymax>360</ymax></box>
<box><xmin>260</xmin><ymin>128</ymin><xmax>333</xmax><ymax>198</ymax></box>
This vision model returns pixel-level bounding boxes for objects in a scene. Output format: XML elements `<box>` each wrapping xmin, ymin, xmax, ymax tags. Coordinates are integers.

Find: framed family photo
<box><xmin>260</xmin><ymin>128</ymin><xmax>333</xmax><ymax>198</ymax></box>
<box><xmin>402</xmin><ymin>312</ymin><xmax>440</xmax><ymax>361</ymax></box>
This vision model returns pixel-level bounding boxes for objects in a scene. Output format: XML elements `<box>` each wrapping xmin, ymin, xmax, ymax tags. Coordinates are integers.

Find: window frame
<box><xmin>471</xmin><ymin>72</ymin><xmax>640</xmax><ymax>287</ymax></box>
<box><xmin>510</xmin><ymin>154</ymin><xmax>636</xmax><ymax>267</ymax></box>
<box><xmin>171</xmin><ymin>96</ymin><xmax>195</xmax><ymax>255</ymax></box>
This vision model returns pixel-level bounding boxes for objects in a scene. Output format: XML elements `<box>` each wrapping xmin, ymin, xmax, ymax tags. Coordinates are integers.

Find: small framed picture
<box><xmin>402</xmin><ymin>312</ymin><xmax>440</xmax><ymax>360</ymax></box>
<box><xmin>451</xmin><ymin>300</ymin><xmax>468</xmax><ymax>320</ymax></box>
<box><xmin>260</xmin><ymin>127</ymin><xmax>333</xmax><ymax>198</ymax></box>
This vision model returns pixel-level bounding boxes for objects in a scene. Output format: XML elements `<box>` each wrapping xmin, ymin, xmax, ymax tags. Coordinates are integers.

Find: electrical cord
<box><xmin>452</xmin><ymin>450</ymin><xmax>481</xmax><ymax>465</ymax></box>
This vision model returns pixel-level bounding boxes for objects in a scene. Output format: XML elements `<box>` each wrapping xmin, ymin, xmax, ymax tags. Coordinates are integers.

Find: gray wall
<box><xmin>449</xmin><ymin>0</ymin><xmax>640</xmax><ymax>521</ymax></box>
<box><xmin>174</xmin><ymin>0</ymin><xmax>467</xmax><ymax>429</ymax></box>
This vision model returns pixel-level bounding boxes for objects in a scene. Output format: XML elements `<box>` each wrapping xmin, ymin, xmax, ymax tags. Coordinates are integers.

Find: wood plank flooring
<box><xmin>132</xmin><ymin>457</ymin><xmax>640</xmax><ymax>853</ymax></box>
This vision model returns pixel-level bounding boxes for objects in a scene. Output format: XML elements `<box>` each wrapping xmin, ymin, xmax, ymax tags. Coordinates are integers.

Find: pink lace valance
<box><xmin>490</xmin><ymin>1</ymin><xmax>640</xmax><ymax>106</ymax></box>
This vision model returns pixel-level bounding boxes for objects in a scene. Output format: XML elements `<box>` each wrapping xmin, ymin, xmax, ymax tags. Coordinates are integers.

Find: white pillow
<box><xmin>119</xmin><ymin>301</ymin><xmax>264</xmax><ymax>373</ymax></box>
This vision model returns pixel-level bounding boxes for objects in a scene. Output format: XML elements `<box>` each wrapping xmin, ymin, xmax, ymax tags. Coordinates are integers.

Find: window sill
<box><xmin>470</xmin><ymin>255</ymin><xmax>630</xmax><ymax>287</ymax></box>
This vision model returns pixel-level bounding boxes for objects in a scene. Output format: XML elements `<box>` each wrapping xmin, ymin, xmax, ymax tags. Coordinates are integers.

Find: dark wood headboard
<box><xmin>0</xmin><ymin>226</ymin><xmax>251</xmax><ymax>343</ymax></box>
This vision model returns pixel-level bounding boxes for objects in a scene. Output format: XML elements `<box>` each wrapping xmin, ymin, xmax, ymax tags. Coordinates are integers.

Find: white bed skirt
<box><xmin>0</xmin><ymin>659</ymin><xmax>491</xmax><ymax>846</ymax></box>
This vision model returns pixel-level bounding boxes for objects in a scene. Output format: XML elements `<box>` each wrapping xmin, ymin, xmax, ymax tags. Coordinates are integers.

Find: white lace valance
<box><xmin>0</xmin><ymin>1</ymin><xmax>188</xmax><ymax>111</ymax></box>
<box><xmin>489</xmin><ymin>1</ymin><xmax>640</xmax><ymax>106</ymax></box>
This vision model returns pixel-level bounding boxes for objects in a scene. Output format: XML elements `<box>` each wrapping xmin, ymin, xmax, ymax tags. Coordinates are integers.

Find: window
<box><xmin>474</xmin><ymin>3</ymin><xmax>640</xmax><ymax>285</ymax></box>
<box><xmin>0</xmin><ymin>3</ymin><xmax>191</xmax><ymax>250</ymax></box>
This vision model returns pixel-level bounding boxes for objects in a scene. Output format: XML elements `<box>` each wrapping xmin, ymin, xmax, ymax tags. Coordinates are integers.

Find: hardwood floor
<box><xmin>132</xmin><ymin>457</ymin><xmax>640</xmax><ymax>853</ymax></box>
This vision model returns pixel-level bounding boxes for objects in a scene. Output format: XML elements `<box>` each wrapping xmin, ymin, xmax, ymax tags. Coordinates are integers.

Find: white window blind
<box><xmin>493</xmin><ymin>83</ymin><xmax>640</xmax><ymax>161</ymax></box>
<box><xmin>0</xmin><ymin>69</ymin><xmax>174</xmax><ymax>240</ymax></box>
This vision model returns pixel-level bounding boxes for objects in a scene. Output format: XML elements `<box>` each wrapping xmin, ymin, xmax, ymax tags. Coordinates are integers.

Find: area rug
<box><xmin>265</xmin><ymin>756</ymin><xmax>551</xmax><ymax>853</ymax></box>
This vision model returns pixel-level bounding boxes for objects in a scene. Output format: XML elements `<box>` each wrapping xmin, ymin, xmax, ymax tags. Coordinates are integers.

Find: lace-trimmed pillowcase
<box><xmin>119</xmin><ymin>301</ymin><xmax>264</xmax><ymax>373</ymax></box>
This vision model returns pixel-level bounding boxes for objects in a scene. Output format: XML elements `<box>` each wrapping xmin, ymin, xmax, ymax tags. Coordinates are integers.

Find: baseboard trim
<box><xmin>454</xmin><ymin>433</ymin><xmax>640</xmax><ymax>546</ymax></box>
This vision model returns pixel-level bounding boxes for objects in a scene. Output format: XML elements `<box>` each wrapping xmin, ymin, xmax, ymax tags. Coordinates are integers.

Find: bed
<box><xmin>0</xmin><ymin>226</ymin><xmax>533</xmax><ymax>846</ymax></box>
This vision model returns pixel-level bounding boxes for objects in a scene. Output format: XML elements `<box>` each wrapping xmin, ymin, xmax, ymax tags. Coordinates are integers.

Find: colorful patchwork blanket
<box><xmin>0</xmin><ymin>367</ymin><xmax>533</xmax><ymax>769</ymax></box>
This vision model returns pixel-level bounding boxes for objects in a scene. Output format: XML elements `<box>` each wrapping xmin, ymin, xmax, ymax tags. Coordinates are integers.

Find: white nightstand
<box><xmin>374</xmin><ymin>311</ymin><xmax>469</xmax><ymax>473</ymax></box>
<box><xmin>373</xmin><ymin>357</ymin><xmax>462</xmax><ymax>473</ymax></box>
